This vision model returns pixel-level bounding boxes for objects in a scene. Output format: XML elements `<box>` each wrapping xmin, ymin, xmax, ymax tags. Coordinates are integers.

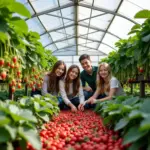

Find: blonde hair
<box><xmin>97</xmin><ymin>63</ymin><xmax>112</xmax><ymax>94</ymax></box>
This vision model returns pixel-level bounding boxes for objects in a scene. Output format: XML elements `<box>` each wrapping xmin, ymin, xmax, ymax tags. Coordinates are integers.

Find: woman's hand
<box><xmin>70</xmin><ymin>105</ymin><xmax>77</xmax><ymax>112</ymax></box>
<box><xmin>90</xmin><ymin>99</ymin><xmax>97</xmax><ymax>104</ymax></box>
<box><xmin>78</xmin><ymin>103</ymin><xmax>85</xmax><ymax>111</ymax></box>
<box><xmin>68</xmin><ymin>103</ymin><xmax>77</xmax><ymax>112</ymax></box>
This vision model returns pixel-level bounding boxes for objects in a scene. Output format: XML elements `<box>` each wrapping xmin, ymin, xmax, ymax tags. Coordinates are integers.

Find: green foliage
<box><xmin>95</xmin><ymin>95</ymin><xmax>150</xmax><ymax>149</ymax></box>
<box><xmin>0</xmin><ymin>94</ymin><xmax>59</xmax><ymax>149</ymax></box>
<box><xmin>18</xmin><ymin>95</ymin><xmax>59</xmax><ymax>125</ymax></box>
<box><xmin>123</xmin><ymin>125</ymin><xmax>148</xmax><ymax>145</ymax></box>
<box><xmin>135</xmin><ymin>10</ymin><xmax>150</xmax><ymax>19</ymax></box>
<box><xmin>8</xmin><ymin>2</ymin><xmax>31</xmax><ymax>18</ymax></box>
<box><xmin>99</xmin><ymin>10</ymin><xmax>150</xmax><ymax>82</ymax></box>
<box><xmin>0</xmin><ymin>0</ymin><xmax>57</xmax><ymax>85</ymax></box>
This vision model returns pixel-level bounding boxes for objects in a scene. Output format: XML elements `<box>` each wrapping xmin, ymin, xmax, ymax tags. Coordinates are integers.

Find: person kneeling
<box><xmin>81</xmin><ymin>63</ymin><xmax>125</xmax><ymax>109</ymax></box>
<box><xmin>59</xmin><ymin>65</ymin><xmax>85</xmax><ymax>112</ymax></box>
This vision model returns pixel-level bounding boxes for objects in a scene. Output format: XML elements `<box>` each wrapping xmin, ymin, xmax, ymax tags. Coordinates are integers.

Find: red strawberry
<box><xmin>0</xmin><ymin>71</ymin><xmax>7</xmax><ymax>80</ymax></box>
<box><xmin>12</xmin><ymin>56</ymin><xmax>17</xmax><ymax>63</ymax></box>
<box><xmin>11</xmin><ymin>79</ymin><xmax>16</xmax><ymax>86</ymax></box>
<box><xmin>17</xmin><ymin>83</ymin><xmax>21</xmax><ymax>89</ymax></box>
<box><xmin>17</xmin><ymin>70</ymin><xmax>21</xmax><ymax>76</ymax></box>
<box><xmin>139</xmin><ymin>67</ymin><xmax>144</xmax><ymax>73</ymax></box>
<box><xmin>11</xmin><ymin>86</ymin><xmax>16</xmax><ymax>93</ymax></box>
<box><xmin>32</xmin><ymin>87</ymin><xmax>35</xmax><ymax>91</ymax></box>
<box><xmin>0</xmin><ymin>58</ymin><xmax>4</xmax><ymax>67</ymax></box>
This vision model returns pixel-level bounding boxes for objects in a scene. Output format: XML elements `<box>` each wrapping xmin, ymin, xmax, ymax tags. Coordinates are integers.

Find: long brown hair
<box><xmin>97</xmin><ymin>63</ymin><xmax>112</xmax><ymax>94</ymax></box>
<box><xmin>47</xmin><ymin>60</ymin><xmax>66</xmax><ymax>93</ymax></box>
<box><xmin>65</xmin><ymin>65</ymin><xmax>80</xmax><ymax>97</ymax></box>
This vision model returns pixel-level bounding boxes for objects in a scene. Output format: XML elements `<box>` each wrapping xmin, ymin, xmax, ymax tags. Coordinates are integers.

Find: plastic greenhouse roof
<box><xmin>18</xmin><ymin>0</ymin><xmax>149</xmax><ymax>57</ymax></box>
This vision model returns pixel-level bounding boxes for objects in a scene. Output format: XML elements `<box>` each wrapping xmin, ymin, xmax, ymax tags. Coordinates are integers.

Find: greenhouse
<box><xmin>0</xmin><ymin>0</ymin><xmax>150</xmax><ymax>150</ymax></box>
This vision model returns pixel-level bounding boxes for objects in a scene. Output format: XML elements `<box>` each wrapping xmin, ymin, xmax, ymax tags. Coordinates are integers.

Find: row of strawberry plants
<box><xmin>0</xmin><ymin>0</ymin><xmax>57</xmax><ymax>95</ymax></box>
<box><xmin>100</xmin><ymin>10</ymin><xmax>150</xmax><ymax>82</ymax></box>
<box><xmin>95</xmin><ymin>96</ymin><xmax>150</xmax><ymax>150</ymax></box>
<box><xmin>0</xmin><ymin>94</ymin><xmax>59</xmax><ymax>150</ymax></box>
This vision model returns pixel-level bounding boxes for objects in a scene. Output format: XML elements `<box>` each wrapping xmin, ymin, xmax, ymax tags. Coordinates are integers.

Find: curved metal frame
<box><xmin>26</xmin><ymin>0</ymin><xmax>139</xmax><ymax>56</ymax></box>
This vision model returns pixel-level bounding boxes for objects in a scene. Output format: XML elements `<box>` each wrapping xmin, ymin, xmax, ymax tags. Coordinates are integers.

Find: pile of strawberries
<box><xmin>27</xmin><ymin>110</ymin><xmax>130</xmax><ymax>150</ymax></box>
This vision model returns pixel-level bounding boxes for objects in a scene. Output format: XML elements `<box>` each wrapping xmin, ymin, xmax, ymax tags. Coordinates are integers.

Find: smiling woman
<box><xmin>82</xmin><ymin>62</ymin><xmax>125</xmax><ymax>108</ymax></box>
<box><xmin>59</xmin><ymin>65</ymin><xmax>85</xmax><ymax>112</ymax></box>
<box><xmin>42</xmin><ymin>60</ymin><xmax>66</xmax><ymax>96</ymax></box>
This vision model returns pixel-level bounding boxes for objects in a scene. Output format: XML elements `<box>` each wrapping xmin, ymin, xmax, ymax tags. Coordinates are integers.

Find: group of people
<box><xmin>42</xmin><ymin>54</ymin><xmax>125</xmax><ymax>112</ymax></box>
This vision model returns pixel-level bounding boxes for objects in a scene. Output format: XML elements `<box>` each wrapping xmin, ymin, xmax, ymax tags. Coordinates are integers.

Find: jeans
<box><xmin>57</xmin><ymin>96</ymin><xmax>80</xmax><ymax>110</ymax></box>
<box><xmin>83</xmin><ymin>90</ymin><xmax>94</xmax><ymax>100</ymax></box>
<box><xmin>83</xmin><ymin>90</ymin><xmax>106</xmax><ymax>109</ymax></box>
<box><xmin>57</xmin><ymin>97</ymin><xmax>64</xmax><ymax>110</ymax></box>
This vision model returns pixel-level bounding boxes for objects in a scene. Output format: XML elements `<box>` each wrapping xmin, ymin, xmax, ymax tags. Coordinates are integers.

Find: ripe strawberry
<box><xmin>36</xmin><ymin>83</ymin><xmax>41</xmax><ymax>88</ymax></box>
<box><xmin>17</xmin><ymin>71</ymin><xmax>21</xmax><ymax>76</ymax></box>
<box><xmin>34</xmin><ymin>75</ymin><xmax>38</xmax><ymax>79</ymax></box>
<box><xmin>139</xmin><ymin>67</ymin><xmax>144</xmax><ymax>73</ymax></box>
<box><xmin>11</xmin><ymin>63</ymin><xmax>15</xmax><ymax>69</ymax></box>
<box><xmin>11</xmin><ymin>79</ymin><xmax>16</xmax><ymax>86</ymax></box>
<box><xmin>6</xmin><ymin>62</ymin><xmax>11</xmax><ymax>67</ymax></box>
<box><xmin>12</xmin><ymin>56</ymin><xmax>17</xmax><ymax>63</ymax></box>
<box><xmin>0</xmin><ymin>71</ymin><xmax>7</xmax><ymax>80</ymax></box>
<box><xmin>30</xmin><ymin>82</ymin><xmax>33</xmax><ymax>87</ymax></box>
<box><xmin>32</xmin><ymin>87</ymin><xmax>35</xmax><ymax>91</ymax></box>
<box><xmin>17</xmin><ymin>83</ymin><xmax>21</xmax><ymax>89</ymax></box>
<box><xmin>59</xmin><ymin>131</ymin><xmax>67</xmax><ymax>138</ymax></box>
<box><xmin>11</xmin><ymin>86</ymin><xmax>16</xmax><ymax>93</ymax></box>
<box><xmin>0</xmin><ymin>58</ymin><xmax>4</xmax><ymax>67</ymax></box>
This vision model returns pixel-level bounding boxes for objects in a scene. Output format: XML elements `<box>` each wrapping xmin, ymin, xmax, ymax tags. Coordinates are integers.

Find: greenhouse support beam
<box><xmin>96</xmin><ymin>0</ymin><xmax>124</xmax><ymax>50</ymax></box>
<box><xmin>46</xmin><ymin>13</ymin><xmax>74</xmax><ymax>21</ymax></box>
<box><xmin>78</xmin><ymin>12</ymin><xmax>107</xmax><ymax>23</ymax></box>
<box><xmin>45</xmin><ymin>35</ymin><xmax>114</xmax><ymax>51</ymax></box>
<box><xmin>52</xmin><ymin>43</ymin><xmax>107</xmax><ymax>55</ymax></box>
<box><xmin>30</xmin><ymin>3</ymin><xmax>74</xmax><ymax>18</ymax></box>
<box><xmin>74</xmin><ymin>1</ymin><xmax>78</xmax><ymax>55</ymax></box>
<box><xmin>79</xmin><ymin>36</ymin><xmax>116</xmax><ymax>50</ymax></box>
<box><xmin>28</xmin><ymin>0</ymin><xmax>58</xmax><ymax>51</ymax></box>
<box><xmin>57</xmin><ymin>0</ymin><xmax>70</xmax><ymax>47</ymax></box>
<box><xmin>46</xmin><ymin>12</ymin><xmax>107</xmax><ymax>23</ymax></box>
<box><xmin>40</xmin><ymin>23</ymin><xmax>76</xmax><ymax>36</ymax></box>
<box><xmin>84</xmin><ymin>0</ymin><xmax>94</xmax><ymax>49</ymax></box>
<box><xmin>79</xmin><ymin>3</ymin><xmax>138</xmax><ymax>24</ymax></box>
<box><xmin>41</xmin><ymin>22</ymin><xmax>120</xmax><ymax>40</ymax></box>
<box><xmin>78</xmin><ymin>23</ymin><xmax>121</xmax><ymax>39</ymax></box>
<box><xmin>54</xmin><ymin>30</ymin><xmax>99</xmax><ymax>40</ymax></box>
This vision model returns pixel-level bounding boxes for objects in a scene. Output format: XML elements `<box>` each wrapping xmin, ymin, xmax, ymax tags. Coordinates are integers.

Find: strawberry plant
<box><xmin>0</xmin><ymin>58</ymin><xmax>4</xmax><ymax>67</ymax></box>
<box><xmin>0</xmin><ymin>71</ymin><xmax>7</xmax><ymax>80</ymax></box>
<box><xmin>0</xmin><ymin>100</ymin><xmax>41</xmax><ymax>150</ymax></box>
<box><xmin>0</xmin><ymin>0</ymin><xmax>57</xmax><ymax>99</ymax></box>
<box><xmin>18</xmin><ymin>95</ymin><xmax>59</xmax><ymax>126</ymax></box>
<box><xmin>95</xmin><ymin>95</ymin><xmax>150</xmax><ymax>150</ymax></box>
<box><xmin>0</xmin><ymin>94</ymin><xmax>59</xmax><ymax>150</ymax></box>
<box><xmin>100</xmin><ymin>10</ymin><xmax>150</xmax><ymax>83</ymax></box>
